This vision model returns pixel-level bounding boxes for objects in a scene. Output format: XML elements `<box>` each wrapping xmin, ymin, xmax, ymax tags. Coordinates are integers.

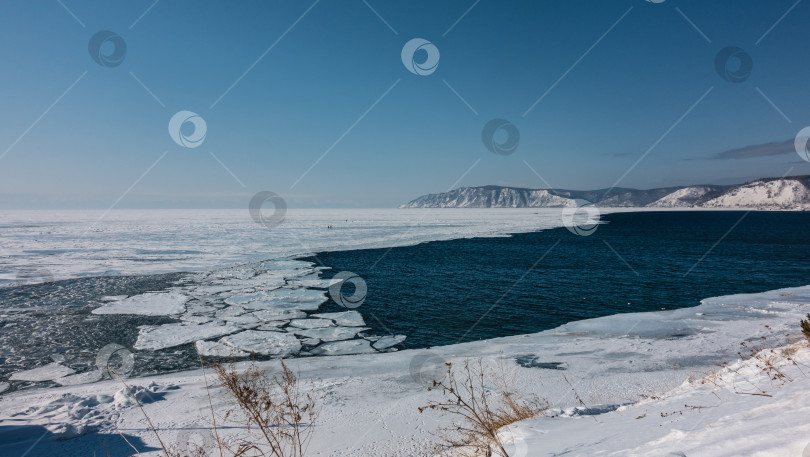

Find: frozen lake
<box><xmin>0</xmin><ymin>208</ymin><xmax>572</xmax><ymax>285</ymax></box>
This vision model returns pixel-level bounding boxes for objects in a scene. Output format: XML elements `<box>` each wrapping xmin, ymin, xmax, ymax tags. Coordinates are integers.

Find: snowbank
<box><xmin>2</xmin><ymin>285</ymin><xmax>809</xmax><ymax>456</ymax></box>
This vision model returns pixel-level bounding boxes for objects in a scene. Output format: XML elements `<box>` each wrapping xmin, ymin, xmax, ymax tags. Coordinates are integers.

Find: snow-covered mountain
<box><xmin>400</xmin><ymin>176</ymin><xmax>810</xmax><ymax>210</ymax></box>
<box><xmin>696</xmin><ymin>177</ymin><xmax>810</xmax><ymax>209</ymax></box>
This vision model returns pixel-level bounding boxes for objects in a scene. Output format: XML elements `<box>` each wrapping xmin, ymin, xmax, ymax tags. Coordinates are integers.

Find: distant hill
<box><xmin>400</xmin><ymin>176</ymin><xmax>810</xmax><ymax>210</ymax></box>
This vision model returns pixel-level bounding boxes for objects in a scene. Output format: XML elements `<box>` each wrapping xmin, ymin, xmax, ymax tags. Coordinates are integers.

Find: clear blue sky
<box><xmin>1</xmin><ymin>0</ymin><xmax>809</xmax><ymax>209</ymax></box>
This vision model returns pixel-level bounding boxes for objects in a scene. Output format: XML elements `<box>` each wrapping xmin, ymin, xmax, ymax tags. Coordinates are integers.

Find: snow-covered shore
<box><xmin>2</xmin><ymin>284</ymin><xmax>809</xmax><ymax>456</ymax></box>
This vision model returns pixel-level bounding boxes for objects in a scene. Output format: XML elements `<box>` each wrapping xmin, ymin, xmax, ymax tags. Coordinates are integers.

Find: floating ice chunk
<box><xmin>372</xmin><ymin>335</ymin><xmax>407</xmax><ymax>350</ymax></box>
<box><xmin>235</xmin><ymin>288</ymin><xmax>328</xmax><ymax>312</ymax></box>
<box><xmin>134</xmin><ymin>322</ymin><xmax>242</xmax><ymax>350</ymax></box>
<box><xmin>262</xmin><ymin>259</ymin><xmax>316</xmax><ymax>271</ymax></box>
<box><xmin>100</xmin><ymin>295</ymin><xmax>127</xmax><ymax>302</ymax></box>
<box><xmin>302</xmin><ymin>338</ymin><xmax>321</xmax><ymax>346</ymax></box>
<box><xmin>252</xmin><ymin>309</ymin><xmax>307</xmax><ymax>321</ymax></box>
<box><xmin>256</xmin><ymin>321</ymin><xmax>289</xmax><ymax>331</ymax></box>
<box><xmin>0</xmin><ymin>382</ymin><xmax>8</xmax><ymax>394</ymax></box>
<box><xmin>92</xmin><ymin>292</ymin><xmax>189</xmax><ymax>316</ymax></box>
<box><xmin>287</xmin><ymin>277</ymin><xmax>342</xmax><ymax>289</ymax></box>
<box><xmin>219</xmin><ymin>274</ymin><xmax>286</xmax><ymax>289</ymax></box>
<box><xmin>225</xmin><ymin>291</ymin><xmax>274</xmax><ymax>306</ymax></box>
<box><xmin>310</xmin><ymin>339</ymin><xmax>377</xmax><ymax>356</ymax></box>
<box><xmin>220</xmin><ymin>330</ymin><xmax>301</xmax><ymax>357</ymax></box>
<box><xmin>10</xmin><ymin>362</ymin><xmax>76</xmax><ymax>382</ymax></box>
<box><xmin>206</xmin><ymin>268</ymin><xmax>255</xmax><ymax>281</ymax></box>
<box><xmin>195</xmin><ymin>340</ymin><xmax>249</xmax><ymax>358</ymax></box>
<box><xmin>216</xmin><ymin>306</ymin><xmax>247</xmax><ymax>318</ymax></box>
<box><xmin>193</xmin><ymin>285</ymin><xmax>244</xmax><ymax>295</ymax></box>
<box><xmin>221</xmin><ymin>314</ymin><xmax>261</xmax><ymax>325</ymax></box>
<box><xmin>185</xmin><ymin>303</ymin><xmax>222</xmax><ymax>314</ymax></box>
<box><xmin>180</xmin><ymin>313</ymin><xmax>214</xmax><ymax>324</ymax></box>
<box><xmin>55</xmin><ymin>370</ymin><xmax>103</xmax><ymax>386</ymax></box>
<box><xmin>289</xmin><ymin>318</ymin><xmax>334</xmax><ymax>329</ymax></box>
<box><xmin>291</xmin><ymin>326</ymin><xmax>369</xmax><ymax>342</ymax></box>
<box><xmin>311</xmin><ymin>311</ymin><xmax>366</xmax><ymax>327</ymax></box>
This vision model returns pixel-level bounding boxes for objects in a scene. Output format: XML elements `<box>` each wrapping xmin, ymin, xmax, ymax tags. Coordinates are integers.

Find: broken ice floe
<box><xmin>255</xmin><ymin>320</ymin><xmax>289</xmax><ymax>330</ymax></box>
<box><xmin>234</xmin><ymin>288</ymin><xmax>328</xmax><ymax>311</ymax></box>
<box><xmin>126</xmin><ymin>261</ymin><xmax>404</xmax><ymax>359</ymax></box>
<box><xmin>252</xmin><ymin>309</ymin><xmax>307</xmax><ymax>320</ymax></box>
<box><xmin>289</xmin><ymin>318</ymin><xmax>334</xmax><ymax>329</ymax></box>
<box><xmin>10</xmin><ymin>362</ymin><xmax>76</xmax><ymax>382</ymax></box>
<box><xmin>21</xmin><ymin>259</ymin><xmax>408</xmax><ymax>385</ymax></box>
<box><xmin>219</xmin><ymin>330</ymin><xmax>302</xmax><ymax>356</ymax></box>
<box><xmin>310</xmin><ymin>339</ymin><xmax>377</xmax><ymax>356</ymax></box>
<box><xmin>311</xmin><ymin>311</ymin><xmax>366</xmax><ymax>326</ymax></box>
<box><xmin>0</xmin><ymin>382</ymin><xmax>9</xmax><ymax>394</ymax></box>
<box><xmin>134</xmin><ymin>322</ymin><xmax>243</xmax><ymax>350</ymax></box>
<box><xmin>180</xmin><ymin>313</ymin><xmax>214</xmax><ymax>324</ymax></box>
<box><xmin>92</xmin><ymin>292</ymin><xmax>189</xmax><ymax>316</ymax></box>
<box><xmin>100</xmin><ymin>295</ymin><xmax>127</xmax><ymax>302</ymax></box>
<box><xmin>286</xmin><ymin>277</ymin><xmax>342</xmax><ymax>289</ymax></box>
<box><xmin>372</xmin><ymin>335</ymin><xmax>407</xmax><ymax>350</ymax></box>
<box><xmin>55</xmin><ymin>370</ymin><xmax>103</xmax><ymax>386</ymax></box>
<box><xmin>290</xmin><ymin>326</ymin><xmax>370</xmax><ymax>342</ymax></box>
<box><xmin>220</xmin><ymin>314</ymin><xmax>261</xmax><ymax>325</ymax></box>
<box><xmin>195</xmin><ymin>340</ymin><xmax>249</xmax><ymax>358</ymax></box>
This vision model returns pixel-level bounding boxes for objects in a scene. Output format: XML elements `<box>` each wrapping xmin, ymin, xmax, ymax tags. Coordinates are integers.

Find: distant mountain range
<box><xmin>400</xmin><ymin>176</ymin><xmax>810</xmax><ymax>210</ymax></box>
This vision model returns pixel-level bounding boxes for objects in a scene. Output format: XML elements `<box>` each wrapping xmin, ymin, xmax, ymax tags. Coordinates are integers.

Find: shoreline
<box><xmin>1</xmin><ymin>284</ymin><xmax>808</xmax><ymax>455</ymax></box>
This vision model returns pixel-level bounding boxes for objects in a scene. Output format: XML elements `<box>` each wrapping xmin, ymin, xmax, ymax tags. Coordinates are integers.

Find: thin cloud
<box><xmin>712</xmin><ymin>139</ymin><xmax>794</xmax><ymax>160</ymax></box>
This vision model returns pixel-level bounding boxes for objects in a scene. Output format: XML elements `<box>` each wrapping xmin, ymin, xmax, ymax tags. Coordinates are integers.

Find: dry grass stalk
<box><xmin>213</xmin><ymin>360</ymin><xmax>319</xmax><ymax>457</ymax></box>
<box><xmin>419</xmin><ymin>359</ymin><xmax>545</xmax><ymax>457</ymax></box>
<box><xmin>121</xmin><ymin>357</ymin><xmax>319</xmax><ymax>457</ymax></box>
<box><xmin>801</xmin><ymin>314</ymin><xmax>810</xmax><ymax>342</ymax></box>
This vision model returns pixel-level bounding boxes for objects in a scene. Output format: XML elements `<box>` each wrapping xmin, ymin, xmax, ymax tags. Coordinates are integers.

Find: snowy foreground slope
<box><xmin>401</xmin><ymin>176</ymin><xmax>810</xmax><ymax>210</ymax></box>
<box><xmin>2</xmin><ymin>286</ymin><xmax>810</xmax><ymax>456</ymax></box>
<box><xmin>507</xmin><ymin>341</ymin><xmax>810</xmax><ymax>457</ymax></box>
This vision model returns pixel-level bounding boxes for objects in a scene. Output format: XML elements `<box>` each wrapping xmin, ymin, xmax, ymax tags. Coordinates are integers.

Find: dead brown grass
<box><xmin>213</xmin><ymin>360</ymin><xmax>320</xmax><ymax>457</ymax></box>
<box><xmin>800</xmin><ymin>314</ymin><xmax>810</xmax><ymax>342</ymax></box>
<box><xmin>419</xmin><ymin>359</ymin><xmax>545</xmax><ymax>457</ymax></box>
<box><xmin>119</xmin><ymin>358</ymin><xmax>319</xmax><ymax>457</ymax></box>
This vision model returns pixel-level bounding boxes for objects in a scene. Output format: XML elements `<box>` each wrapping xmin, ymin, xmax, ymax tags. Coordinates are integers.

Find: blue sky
<box><xmin>1</xmin><ymin>0</ymin><xmax>809</xmax><ymax>208</ymax></box>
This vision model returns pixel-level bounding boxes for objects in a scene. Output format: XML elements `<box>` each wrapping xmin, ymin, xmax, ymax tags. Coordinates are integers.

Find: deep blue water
<box><xmin>307</xmin><ymin>211</ymin><xmax>810</xmax><ymax>348</ymax></box>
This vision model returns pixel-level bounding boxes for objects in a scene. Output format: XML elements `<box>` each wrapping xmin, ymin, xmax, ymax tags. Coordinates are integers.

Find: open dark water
<box><xmin>307</xmin><ymin>211</ymin><xmax>810</xmax><ymax>348</ymax></box>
